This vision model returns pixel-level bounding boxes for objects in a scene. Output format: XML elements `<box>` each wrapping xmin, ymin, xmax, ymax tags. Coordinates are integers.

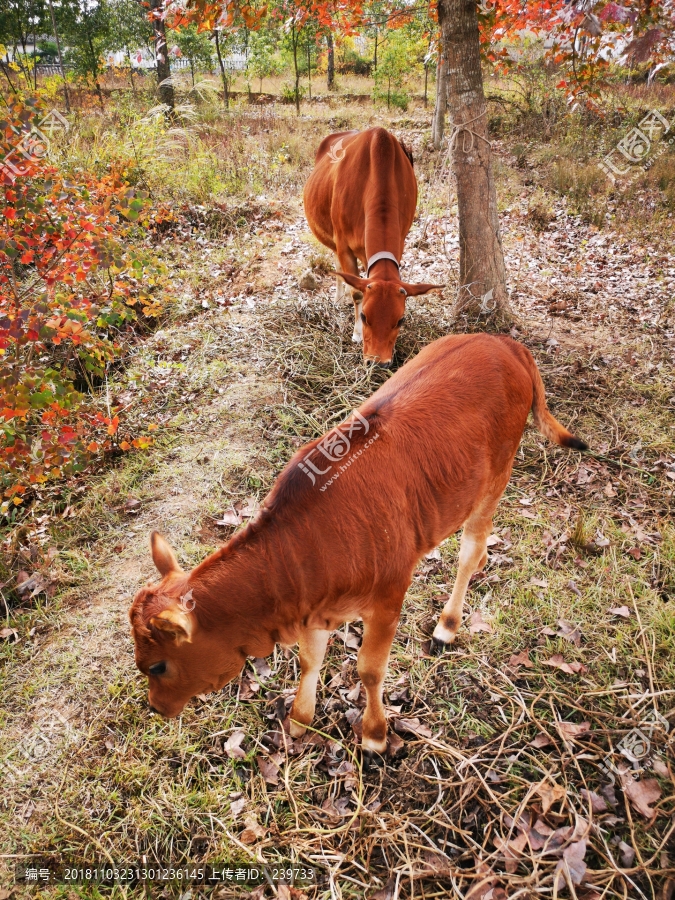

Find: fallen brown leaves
<box><xmin>543</xmin><ymin>654</ymin><xmax>588</xmax><ymax>675</ymax></box>
<box><xmin>469</xmin><ymin>610</ymin><xmax>493</xmax><ymax>634</ymax></box>
<box><xmin>620</xmin><ymin>772</ymin><xmax>663</xmax><ymax>820</ymax></box>
<box><xmin>541</xmin><ymin>619</ymin><xmax>582</xmax><ymax>647</ymax></box>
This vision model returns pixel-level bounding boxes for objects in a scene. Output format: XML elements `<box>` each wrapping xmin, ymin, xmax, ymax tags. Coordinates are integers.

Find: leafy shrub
<box><xmin>0</xmin><ymin>99</ymin><xmax>169</xmax><ymax>517</ymax></box>
<box><xmin>281</xmin><ymin>82</ymin><xmax>306</xmax><ymax>104</ymax></box>
<box><xmin>338</xmin><ymin>48</ymin><xmax>371</xmax><ymax>76</ymax></box>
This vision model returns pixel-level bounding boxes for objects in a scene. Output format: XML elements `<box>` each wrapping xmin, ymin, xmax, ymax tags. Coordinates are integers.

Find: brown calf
<box><xmin>129</xmin><ymin>334</ymin><xmax>586</xmax><ymax>758</ymax></box>
<box><xmin>303</xmin><ymin>127</ymin><xmax>441</xmax><ymax>366</ymax></box>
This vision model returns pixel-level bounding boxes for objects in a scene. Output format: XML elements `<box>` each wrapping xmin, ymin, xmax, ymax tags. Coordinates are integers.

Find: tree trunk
<box><xmin>47</xmin><ymin>0</ymin><xmax>70</xmax><ymax>112</ymax></box>
<box><xmin>431</xmin><ymin>42</ymin><xmax>447</xmax><ymax>150</ymax></box>
<box><xmin>0</xmin><ymin>60</ymin><xmax>19</xmax><ymax>95</ymax></box>
<box><xmin>292</xmin><ymin>28</ymin><xmax>300</xmax><ymax>114</ymax></box>
<box><xmin>128</xmin><ymin>50</ymin><xmax>137</xmax><ymax>99</ymax></box>
<box><xmin>373</xmin><ymin>27</ymin><xmax>378</xmax><ymax>72</ymax></box>
<box><xmin>150</xmin><ymin>0</ymin><xmax>174</xmax><ymax>112</ymax></box>
<box><xmin>189</xmin><ymin>58</ymin><xmax>195</xmax><ymax>85</ymax></box>
<box><xmin>440</xmin><ymin>0</ymin><xmax>510</xmax><ymax>326</ymax></box>
<box><xmin>86</xmin><ymin>30</ymin><xmax>104</xmax><ymax>109</ymax></box>
<box><xmin>423</xmin><ymin>62</ymin><xmax>428</xmax><ymax>107</ymax></box>
<box><xmin>326</xmin><ymin>32</ymin><xmax>334</xmax><ymax>90</ymax></box>
<box><xmin>307</xmin><ymin>41</ymin><xmax>311</xmax><ymax>100</ymax></box>
<box><xmin>214</xmin><ymin>30</ymin><xmax>229</xmax><ymax>109</ymax></box>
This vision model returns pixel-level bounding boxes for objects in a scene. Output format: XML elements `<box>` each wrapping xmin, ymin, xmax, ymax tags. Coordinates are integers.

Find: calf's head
<box><xmin>129</xmin><ymin>532</ymin><xmax>248</xmax><ymax>718</ymax></box>
<box><xmin>337</xmin><ymin>272</ymin><xmax>442</xmax><ymax>366</ymax></box>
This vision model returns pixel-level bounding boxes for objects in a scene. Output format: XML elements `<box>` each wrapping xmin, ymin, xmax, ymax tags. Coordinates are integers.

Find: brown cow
<box><xmin>130</xmin><ymin>334</ymin><xmax>586</xmax><ymax>760</ymax></box>
<box><xmin>303</xmin><ymin>127</ymin><xmax>442</xmax><ymax>366</ymax></box>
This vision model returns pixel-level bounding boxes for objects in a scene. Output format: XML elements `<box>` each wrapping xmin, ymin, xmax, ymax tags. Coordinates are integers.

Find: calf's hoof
<box><xmin>430</xmin><ymin>636</ymin><xmax>449</xmax><ymax>656</ymax></box>
<box><xmin>362</xmin><ymin>748</ymin><xmax>386</xmax><ymax>771</ymax></box>
<box><xmin>288</xmin><ymin>718</ymin><xmax>308</xmax><ymax>739</ymax></box>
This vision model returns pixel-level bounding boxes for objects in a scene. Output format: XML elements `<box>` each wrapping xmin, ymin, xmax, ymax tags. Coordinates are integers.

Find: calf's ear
<box><xmin>151</xmin><ymin>531</ymin><xmax>182</xmax><ymax>577</ymax></box>
<box><xmin>400</xmin><ymin>282</ymin><xmax>444</xmax><ymax>297</ymax></box>
<box><xmin>334</xmin><ymin>271</ymin><xmax>370</xmax><ymax>296</ymax></box>
<box><xmin>149</xmin><ymin>608</ymin><xmax>192</xmax><ymax>644</ymax></box>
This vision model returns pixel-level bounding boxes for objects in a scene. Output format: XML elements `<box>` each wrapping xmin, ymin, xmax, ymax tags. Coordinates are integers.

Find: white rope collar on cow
<box><xmin>366</xmin><ymin>251</ymin><xmax>400</xmax><ymax>277</ymax></box>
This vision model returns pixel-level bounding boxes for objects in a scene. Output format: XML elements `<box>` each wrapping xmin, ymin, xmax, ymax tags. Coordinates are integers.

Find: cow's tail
<box><xmin>524</xmin><ymin>347</ymin><xmax>588</xmax><ymax>450</ymax></box>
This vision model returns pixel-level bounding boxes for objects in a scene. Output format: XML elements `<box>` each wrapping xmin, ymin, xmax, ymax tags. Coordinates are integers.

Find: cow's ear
<box><xmin>149</xmin><ymin>608</ymin><xmax>192</xmax><ymax>644</ymax></box>
<box><xmin>151</xmin><ymin>532</ymin><xmax>182</xmax><ymax>577</ymax></box>
<box><xmin>399</xmin><ymin>282</ymin><xmax>444</xmax><ymax>297</ymax></box>
<box><xmin>334</xmin><ymin>271</ymin><xmax>370</xmax><ymax>296</ymax></box>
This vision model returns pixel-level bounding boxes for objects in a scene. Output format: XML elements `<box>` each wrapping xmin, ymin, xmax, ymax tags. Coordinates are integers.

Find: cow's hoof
<box><xmin>289</xmin><ymin>719</ymin><xmax>308</xmax><ymax>738</ymax></box>
<box><xmin>430</xmin><ymin>636</ymin><xmax>449</xmax><ymax>656</ymax></box>
<box><xmin>362</xmin><ymin>748</ymin><xmax>386</xmax><ymax>771</ymax></box>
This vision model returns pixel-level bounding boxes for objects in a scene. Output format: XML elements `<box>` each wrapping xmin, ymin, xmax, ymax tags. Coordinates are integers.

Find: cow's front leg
<box><xmin>288</xmin><ymin>629</ymin><xmax>330</xmax><ymax>737</ymax></box>
<box><xmin>352</xmin><ymin>291</ymin><xmax>364</xmax><ymax>343</ymax></box>
<box><xmin>358</xmin><ymin>610</ymin><xmax>400</xmax><ymax>758</ymax></box>
<box><xmin>334</xmin><ymin>254</ymin><xmax>344</xmax><ymax>304</ymax></box>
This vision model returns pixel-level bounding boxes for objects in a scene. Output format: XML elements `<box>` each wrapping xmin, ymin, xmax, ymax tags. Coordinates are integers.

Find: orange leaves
<box><xmin>0</xmin><ymin>100</ymin><xmax>168</xmax><ymax>506</ymax></box>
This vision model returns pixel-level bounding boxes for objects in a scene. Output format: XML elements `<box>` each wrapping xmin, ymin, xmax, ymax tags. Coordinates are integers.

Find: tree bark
<box><xmin>150</xmin><ymin>0</ymin><xmax>174</xmax><ymax>112</ymax></box>
<box><xmin>439</xmin><ymin>0</ymin><xmax>510</xmax><ymax>326</ymax></box>
<box><xmin>128</xmin><ymin>50</ymin><xmax>137</xmax><ymax>99</ymax></box>
<box><xmin>214</xmin><ymin>30</ymin><xmax>229</xmax><ymax>109</ymax></box>
<box><xmin>47</xmin><ymin>0</ymin><xmax>70</xmax><ymax>112</ymax></box>
<box><xmin>326</xmin><ymin>32</ymin><xmax>334</xmax><ymax>90</ymax></box>
<box><xmin>86</xmin><ymin>30</ymin><xmax>104</xmax><ymax>109</ymax></box>
<box><xmin>306</xmin><ymin>40</ymin><xmax>311</xmax><ymax>100</ymax></box>
<box><xmin>292</xmin><ymin>26</ymin><xmax>300</xmax><ymax>114</ymax></box>
<box><xmin>431</xmin><ymin>40</ymin><xmax>447</xmax><ymax>150</ymax></box>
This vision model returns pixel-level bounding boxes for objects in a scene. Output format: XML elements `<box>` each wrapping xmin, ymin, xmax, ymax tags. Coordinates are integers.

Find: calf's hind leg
<box><xmin>431</xmin><ymin>510</ymin><xmax>494</xmax><ymax>651</ymax></box>
<box><xmin>358</xmin><ymin>608</ymin><xmax>401</xmax><ymax>757</ymax></box>
<box><xmin>288</xmin><ymin>629</ymin><xmax>330</xmax><ymax>737</ymax></box>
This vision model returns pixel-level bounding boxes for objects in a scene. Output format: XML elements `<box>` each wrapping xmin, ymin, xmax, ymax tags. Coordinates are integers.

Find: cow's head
<box><xmin>336</xmin><ymin>273</ymin><xmax>442</xmax><ymax>366</ymax></box>
<box><xmin>129</xmin><ymin>533</ymin><xmax>251</xmax><ymax>718</ymax></box>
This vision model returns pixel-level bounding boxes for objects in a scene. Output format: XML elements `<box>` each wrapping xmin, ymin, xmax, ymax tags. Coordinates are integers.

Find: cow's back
<box><xmin>303</xmin><ymin>128</ymin><xmax>417</xmax><ymax>261</ymax></box>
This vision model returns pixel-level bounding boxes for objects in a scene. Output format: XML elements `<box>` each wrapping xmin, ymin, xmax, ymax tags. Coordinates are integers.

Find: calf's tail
<box><xmin>524</xmin><ymin>347</ymin><xmax>588</xmax><ymax>450</ymax></box>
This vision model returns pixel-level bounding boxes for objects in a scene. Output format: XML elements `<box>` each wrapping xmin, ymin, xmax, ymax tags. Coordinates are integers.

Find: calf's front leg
<box><xmin>358</xmin><ymin>611</ymin><xmax>400</xmax><ymax>757</ymax></box>
<box><xmin>288</xmin><ymin>628</ymin><xmax>330</xmax><ymax>738</ymax></box>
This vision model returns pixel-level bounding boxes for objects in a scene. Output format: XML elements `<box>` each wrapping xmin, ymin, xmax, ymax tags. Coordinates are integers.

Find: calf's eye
<box><xmin>360</xmin><ymin>313</ymin><xmax>367</xmax><ymax>323</ymax></box>
<box><xmin>397</xmin><ymin>316</ymin><xmax>405</xmax><ymax>327</ymax></box>
<box><xmin>149</xmin><ymin>661</ymin><xmax>166</xmax><ymax>676</ymax></box>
